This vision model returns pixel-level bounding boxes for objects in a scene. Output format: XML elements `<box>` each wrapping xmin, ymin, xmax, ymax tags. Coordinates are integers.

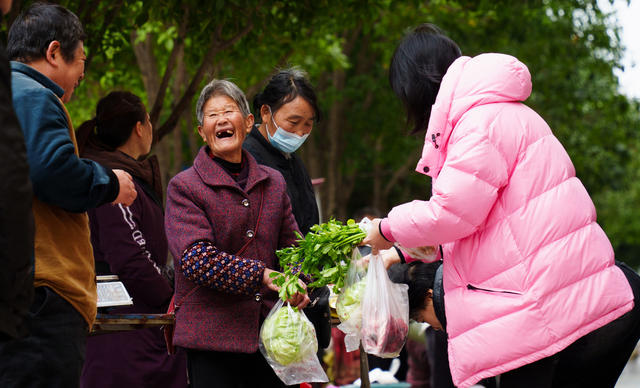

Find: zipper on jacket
<box><xmin>466</xmin><ymin>284</ymin><xmax>522</xmax><ymax>295</ymax></box>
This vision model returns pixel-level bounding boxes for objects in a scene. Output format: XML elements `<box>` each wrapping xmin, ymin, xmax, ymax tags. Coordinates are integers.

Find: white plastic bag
<box><xmin>361</xmin><ymin>255</ymin><xmax>409</xmax><ymax>358</ymax></box>
<box><xmin>336</xmin><ymin>249</ymin><xmax>368</xmax><ymax>352</ymax></box>
<box><xmin>259</xmin><ymin>299</ymin><xmax>328</xmax><ymax>385</ymax></box>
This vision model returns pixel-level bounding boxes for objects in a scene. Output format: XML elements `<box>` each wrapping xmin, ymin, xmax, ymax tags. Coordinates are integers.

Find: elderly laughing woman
<box><xmin>165</xmin><ymin>79</ymin><xmax>310</xmax><ymax>388</ymax></box>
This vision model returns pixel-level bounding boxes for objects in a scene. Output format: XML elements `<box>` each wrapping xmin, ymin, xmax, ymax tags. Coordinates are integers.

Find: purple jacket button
<box><xmin>246</xmin><ymin>230</ymin><xmax>254</xmax><ymax>238</ymax></box>
<box><xmin>254</xmin><ymin>293</ymin><xmax>262</xmax><ymax>302</ymax></box>
<box><xmin>242</xmin><ymin>199</ymin><xmax>249</xmax><ymax>207</ymax></box>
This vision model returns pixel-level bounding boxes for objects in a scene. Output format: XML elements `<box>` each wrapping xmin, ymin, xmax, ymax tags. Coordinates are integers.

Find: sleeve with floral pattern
<box><xmin>180</xmin><ymin>240</ymin><xmax>266</xmax><ymax>296</ymax></box>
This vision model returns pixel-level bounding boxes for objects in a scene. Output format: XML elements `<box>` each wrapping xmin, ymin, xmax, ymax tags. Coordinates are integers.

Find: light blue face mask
<box><xmin>266</xmin><ymin>107</ymin><xmax>309</xmax><ymax>154</ymax></box>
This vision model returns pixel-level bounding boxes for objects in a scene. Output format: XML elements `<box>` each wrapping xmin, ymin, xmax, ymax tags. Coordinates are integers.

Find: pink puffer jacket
<box><xmin>386</xmin><ymin>54</ymin><xmax>634</xmax><ymax>387</ymax></box>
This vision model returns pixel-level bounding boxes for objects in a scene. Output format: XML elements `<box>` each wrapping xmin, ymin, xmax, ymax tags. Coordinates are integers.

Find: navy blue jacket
<box><xmin>11</xmin><ymin>62</ymin><xmax>118</xmax><ymax>212</ymax></box>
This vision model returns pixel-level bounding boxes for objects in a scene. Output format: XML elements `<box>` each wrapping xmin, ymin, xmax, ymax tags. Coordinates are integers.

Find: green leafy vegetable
<box><xmin>261</xmin><ymin>304</ymin><xmax>317</xmax><ymax>365</ymax></box>
<box><xmin>273</xmin><ymin>219</ymin><xmax>366</xmax><ymax>300</ymax></box>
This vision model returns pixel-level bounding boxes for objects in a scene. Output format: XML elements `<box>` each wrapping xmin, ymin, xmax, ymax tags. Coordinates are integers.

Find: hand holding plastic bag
<box><xmin>259</xmin><ymin>299</ymin><xmax>328</xmax><ymax>385</ymax></box>
<box><xmin>361</xmin><ymin>254</ymin><xmax>409</xmax><ymax>358</ymax></box>
<box><xmin>336</xmin><ymin>249</ymin><xmax>368</xmax><ymax>352</ymax></box>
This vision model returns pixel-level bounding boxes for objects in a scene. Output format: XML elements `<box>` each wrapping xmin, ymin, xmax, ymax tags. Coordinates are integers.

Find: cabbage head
<box><xmin>336</xmin><ymin>279</ymin><xmax>367</xmax><ymax>323</ymax></box>
<box><xmin>261</xmin><ymin>304</ymin><xmax>317</xmax><ymax>365</ymax></box>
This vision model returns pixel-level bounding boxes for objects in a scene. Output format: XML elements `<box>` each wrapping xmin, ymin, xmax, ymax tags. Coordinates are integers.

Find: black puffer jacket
<box><xmin>0</xmin><ymin>44</ymin><xmax>34</xmax><ymax>339</ymax></box>
<box><xmin>243</xmin><ymin>125</ymin><xmax>319</xmax><ymax>235</ymax></box>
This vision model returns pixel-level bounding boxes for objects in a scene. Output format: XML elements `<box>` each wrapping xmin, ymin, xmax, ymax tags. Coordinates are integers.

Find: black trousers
<box><xmin>186</xmin><ymin>348</ymin><xmax>290</xmax><ymax>388</ymax></box>
<box><xmin>427</xmin><ymin>262</ymin><xmax>640</xmax><ymax>388</ymax></box>
<box><xmin>0</xmin><ymin>286</ymin><xmax>88</xmax><ymax>388</ymax></box>
<box><xmin>501</xmin><ymin>261</ymin><xmax>640</xmax><ymax>388</ymax></box>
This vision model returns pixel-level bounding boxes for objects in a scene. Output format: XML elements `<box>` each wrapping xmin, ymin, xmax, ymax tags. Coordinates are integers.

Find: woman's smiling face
<box><xmin>198</xmin><ymin>94</ymin><xmax>254</xmax><ymax>163</ymax></box>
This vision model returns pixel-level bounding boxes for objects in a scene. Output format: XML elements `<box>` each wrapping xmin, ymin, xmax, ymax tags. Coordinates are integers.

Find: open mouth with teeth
<box><xmin>216</xmin><ymin>129</ymin><xmax>234</xmax><ymax>139</ymax></box>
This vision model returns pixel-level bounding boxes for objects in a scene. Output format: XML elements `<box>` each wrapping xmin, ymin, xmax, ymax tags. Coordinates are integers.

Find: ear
<box><xmin>45</xmin><ymin>41</ymin><xmax>62</xmax><ymax>67</ymax></box>
<box><xmin>245</xmin><ymin>113</ymin><xmax>254</xmax><ymax>133</ymax></box>
<box><xmin>197</xmin><ymin>125</ymin><xmax>206</xmax><ymax>143</ymax></box>
<box><xmin>260</xmin><ymin>104</ymin><xmax>271</xmax><ymax>123</ymax></box>
<box><xmin>135</xmin><ymin>121</ymin><xmax>144</xmax><ymax>137</ymax></box>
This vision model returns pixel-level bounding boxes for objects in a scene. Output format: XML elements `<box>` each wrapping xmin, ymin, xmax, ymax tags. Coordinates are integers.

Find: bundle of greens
<box><xmin>271</xmin><ymin>219</ymin><xmax>366</xmax><ymax>301</ymax></box>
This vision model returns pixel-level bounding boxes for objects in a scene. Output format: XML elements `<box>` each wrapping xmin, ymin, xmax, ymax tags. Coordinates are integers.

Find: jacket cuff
<box><xmin>103</xmin><ymin>168</ymin><xmax>120</xmax><ymax>204</ymax></box>
<box><xmin>393</xmin><ymin>245</ymin><xmax>406</xmax><ymax>264</ymax></box>
<box><xmin>379</xmin><ymin>218</ymin><xmax>395</xmax><ymax>242</ymax></box>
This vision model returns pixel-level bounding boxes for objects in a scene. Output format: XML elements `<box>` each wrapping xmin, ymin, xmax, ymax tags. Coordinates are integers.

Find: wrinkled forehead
<box><xmin>204</xmin><ymin>94</ymin><xmax>240</xmax><ymax>111</ymax></box>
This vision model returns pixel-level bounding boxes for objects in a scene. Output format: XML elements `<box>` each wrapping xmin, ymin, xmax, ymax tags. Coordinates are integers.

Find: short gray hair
<box><xmin>196</xmin><ymin>79</ymin><xmax>251</xmax><ymax>125</ymax></box>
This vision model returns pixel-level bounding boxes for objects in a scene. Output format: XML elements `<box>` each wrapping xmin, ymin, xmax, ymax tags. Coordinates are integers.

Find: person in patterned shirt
<box><xmin>165</xmin><ymin>79</ymin><xmax>310</xmax><ymax>388</ymax></box>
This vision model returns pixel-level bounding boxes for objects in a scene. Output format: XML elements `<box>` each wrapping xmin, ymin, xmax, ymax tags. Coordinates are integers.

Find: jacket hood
<box><xmin>416</xmin><ymin>53</ymin><xmax>532</xmax><ymax>178</ymax></box>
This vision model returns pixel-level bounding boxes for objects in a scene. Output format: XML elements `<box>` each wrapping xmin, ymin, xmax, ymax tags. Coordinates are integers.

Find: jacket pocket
<box><xmin>467</xmin><ymin>284</ymin><xmax>522</xmax><ymax>295</ymax></box>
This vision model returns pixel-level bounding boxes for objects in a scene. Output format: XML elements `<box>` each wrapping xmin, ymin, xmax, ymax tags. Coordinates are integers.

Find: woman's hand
<box><xmin>263</xmin><ymin>268</ymin><xmax>311</xmax><ymax>309</ymax></box>
<box><xmin>362</xmin><ymin>218</ymin><xmax>394</xmax><ymax>254</ymax></box>
<box><xmin>360</xmin><ymin>247</ymin><xmax>402</xmax><ymax>269</ymax></box>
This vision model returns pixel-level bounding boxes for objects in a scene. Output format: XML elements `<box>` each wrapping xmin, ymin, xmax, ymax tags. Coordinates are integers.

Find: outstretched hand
<box><xmin>361</xmin><ymin>218</ymin><xmax>394</xmax><ymax>254</ymax></box>
<box><xmin>360</xmin><ymin>247</ymin><xmax>402</xmax><ymax>269</ymax></box>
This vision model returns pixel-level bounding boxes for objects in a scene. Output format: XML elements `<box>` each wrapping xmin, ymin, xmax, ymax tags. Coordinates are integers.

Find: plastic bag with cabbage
<box><xmin>259</xmin><ymin>299</ymin><xmax>328</xmax><ymax>385</ymax></box>
<box><xmin>336</xmin><ymin>249</ymin><xmax>368</xmax><ymax>352</ymax></box>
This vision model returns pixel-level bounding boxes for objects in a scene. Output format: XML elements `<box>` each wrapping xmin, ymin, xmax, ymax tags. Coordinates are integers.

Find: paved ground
<box><xmin>616</xmin><ymin>356</ymin><xmax>640</xmax><ymax>387</ymax></box>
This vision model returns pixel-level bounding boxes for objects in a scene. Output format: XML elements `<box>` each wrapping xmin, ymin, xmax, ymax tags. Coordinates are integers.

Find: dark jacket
<box><xmin>243</xmin><ymin>125</ymin><xmax>319</xmax><ymax>235</ymax></box>
<box><xmin>0</xmin><ymin>44</ymin><xmax>34</xmax><ymax>339</ymax></box>
<box><xmin>11</xmin><ymin>61</ymin><xmax>118</xmax><ymax>325</ymax></box>
<box><xmin>80</xmin><ymin>137</ymin><xmax>186</xmax><ymax>388</ymax></box>
<box><xmin>79</xmin><ymin>136</ymin><xmax>173</xmax><ymax>313</ymax></box>
<box><xmin>165</xmin><ymin>147</ymin><xmax>299</xmax><ymax>353</ymax></box>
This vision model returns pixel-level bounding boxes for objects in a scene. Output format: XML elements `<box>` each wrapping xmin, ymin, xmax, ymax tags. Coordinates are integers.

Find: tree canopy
<box><xmin>3</xmin><ymin>0</ymin><xmax>640</xmax><ymax>267</ymax></box>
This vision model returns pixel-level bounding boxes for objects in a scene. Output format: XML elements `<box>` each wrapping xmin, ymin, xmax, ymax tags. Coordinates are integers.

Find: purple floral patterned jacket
<box><xmin>165</xmin><ymin>146</ymin><xmax>299</xmax><ymax>353</ymax></box>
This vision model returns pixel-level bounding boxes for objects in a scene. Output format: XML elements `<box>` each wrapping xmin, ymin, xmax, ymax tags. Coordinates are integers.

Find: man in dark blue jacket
<box><xmin>0</xmin><ymin>3</ymin><xmax>137</xmax><ymax>387</ymax></box>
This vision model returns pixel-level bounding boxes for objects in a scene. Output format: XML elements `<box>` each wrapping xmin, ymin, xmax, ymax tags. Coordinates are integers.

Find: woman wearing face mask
<box><xmin>243</xmin><ymin>68</ymin><xmax>320</xmax><ymax>236</ymax></box>
<box><xmin>243</xmin><ymin>69</ymin><xmax>333</xmax><ymax>353</ymax></box>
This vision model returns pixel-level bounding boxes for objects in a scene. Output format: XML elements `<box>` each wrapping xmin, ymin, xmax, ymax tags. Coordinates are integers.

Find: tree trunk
<box><xmin>131</xmin><ymin>30</ymin><xmax>160</xmax><ymax>106</ymax></box>
<box><xmin>372</xmin><ymin>137</ymin><xmax>384</xmax><ymax>212</ymax></box>
<box><xmin>169</xmin><ymin>43</ymin><xmax>187</xmax><ymax>179</ymax></box>
<box><xmin>154</xmin><ymin>21</ymin><xmax>254</xmax><ymax>143</ymax></box>
<box><xmin>325</xmin><ymin>67</ymin><xmax>347</xmax><ymax>219</ymax></box>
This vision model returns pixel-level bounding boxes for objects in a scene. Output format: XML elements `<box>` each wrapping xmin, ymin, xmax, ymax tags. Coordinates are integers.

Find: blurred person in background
<box><xmin>77</xmin><ymin>91</ymin><xmax>187</xmax><ymax>388</ymax></box>
<box><xmin>244</xmin><ymin>68</ymin><xmax>331</xmax><ymax>357</ymax></box>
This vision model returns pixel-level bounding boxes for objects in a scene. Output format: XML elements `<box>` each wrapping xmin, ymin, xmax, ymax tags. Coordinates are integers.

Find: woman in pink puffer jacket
<box><xmin>364</xmin><ymin>24</ymin><xmax>640</xmax><ymax>388</ymax></box>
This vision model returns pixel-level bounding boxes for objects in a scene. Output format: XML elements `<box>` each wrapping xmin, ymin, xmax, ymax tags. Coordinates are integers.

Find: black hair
<box><xmin>253</xmin><ymin>68</ymin><xmax>321</xmax><ymax>122</ymax></box>
<box><xmin>389</xmin><ymin>23</ymin><xmax>461</xmax><ymax>134</ymax></box>
<box><xmin>7</xmin><ymin>2</ymin><xmax>87</xmax><ymax>63</ymax></box>
<box><xmin>388</xmin><ymin>261</ymin><xmax>441</xmax><ymax>321</ymax></box>
<box><xmin>77</xmin><ymin>91</ymin><xmax>147</xmax><ymax>149</ymax></box>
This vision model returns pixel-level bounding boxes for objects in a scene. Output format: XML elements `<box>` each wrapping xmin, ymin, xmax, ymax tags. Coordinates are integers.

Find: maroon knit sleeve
<box><xmin>180</xmin><ymin>240</ymin><xmax>265</xmax><ymax>296</ymax></box>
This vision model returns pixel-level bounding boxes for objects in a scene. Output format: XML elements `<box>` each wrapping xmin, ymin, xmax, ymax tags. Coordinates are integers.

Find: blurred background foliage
<box><xmin>3</xmin><ymin>0</ymin><xmax>640</xmax><ymax>267</ymax></box>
